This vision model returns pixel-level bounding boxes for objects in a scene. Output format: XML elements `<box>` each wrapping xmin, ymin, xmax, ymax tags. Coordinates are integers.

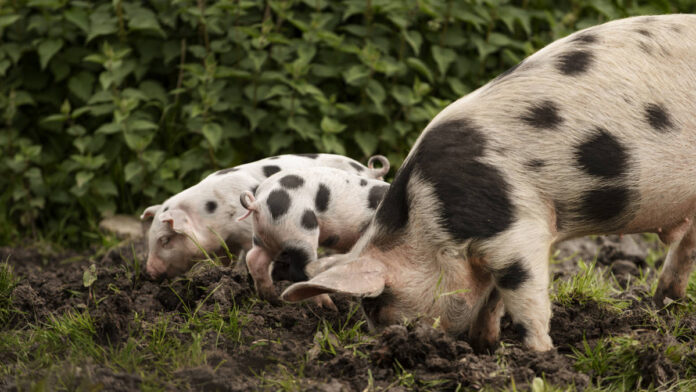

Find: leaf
<box><xmin>320</xmin><ymin>116</ymin><xmax>346</xmax><ymax>134</ymax></box>
<box><xmin>201</xmin><ymin>123</ymin><xmax>223</xmax><ymax>149</ymax></box>
<box><xmin>365</xmin><ymin>79</ymin><xmax>386</xmax><ymax>114</ymax></box>
<box><xmin>268</xmin><ymin>133</ymin><xmax>293</xmax><ymax>154</ymax></box>
<box><xmin>129</xmin><ymin>119</ymin><xmax>158</xmax><ymax>132</ymax></box>
<box><xmin>75</xmin><ymin>171</ymin><xmax>94</xmax><ymax>188</ymax></box>
<box><xmin>0</xmin><ymin>15</ymin><xmax>20</xmax><ymax>29</ymax></box>
<box><xmin>406</xmin><ymin>58</ymin><xmax>434</xmax><ymax>83</ymax></box>
<box><xmin>390</xmin><ymin>85</ymin><xmax>419</xmax><ymax>106</ymax></box>
<box><xmin>83</xmin><ymin>264</ymin><xmax>98</xmax><ymax>288</ymax></box>
<box><xmin>95</xmin><ymin>122</ymin><xmax>120</xmax><ymax>135</ymax></box>
<box><xmin>343</xmin><ymin>64</ymin><xmax>370</xmax><ymax>86</ymax></box>
<box><xmin>127</xmin><ymin>7</ymin><xmax>165</xmax><ymax>37</ymax></box>
<box><xmin>354</xmin><ymin>131</ymin><xmax>378</xmax><ymax>156</ymax></box>
<box><xmin>68</xmin><ymin>71</ymin><xmax>95</xmax><ymax>102</ymax></box>
<box><xmin>124</xmin><ymin>161</ymin><xmax>143</xmax><ymax>183</ymax></box>
<box><xmin>288</xmin><ymin>116</ymin><xmax>319</xmax><ymax>139</ymax></box>
<box><xmin>402</xmin><ymin>30</ymin><xmax>422</xmax><ymax>55</ymax></box>
<box><xmin>431</xmin><ymin>46</ymin><xmax>456</xmax><ymax>77</ymax></box>
<box><xmin>240</xmin><ymin>106</ymin><xmax>266</xmax><ymax>131</ymax></box>
<box><xmin>64</xmin><ymin>8</ymin><xmax>89</xmax><ymax>33</ymax></box>
<box><xmin>37</xmin><ymin>38</ymin><xmax>64</xmax><ymax>70</ymax></box>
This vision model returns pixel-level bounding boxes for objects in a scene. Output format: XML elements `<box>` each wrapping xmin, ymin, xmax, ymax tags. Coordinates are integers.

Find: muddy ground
<box><xmin>1</xmin><ymin>234</ymin><xmax>695</xmax><ymax>391</ymax></box>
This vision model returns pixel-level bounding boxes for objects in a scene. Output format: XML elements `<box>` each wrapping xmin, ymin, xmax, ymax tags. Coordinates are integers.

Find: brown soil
<box><xmin>0</xmin><ymin>235</ymin><xmax>692</xmax><ymax>391</ymax></box>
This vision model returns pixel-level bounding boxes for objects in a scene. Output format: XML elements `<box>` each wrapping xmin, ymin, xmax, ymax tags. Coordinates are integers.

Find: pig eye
<box><xmin>160</xmin><ymin>236</ymin><xmax>170</xmax><ymax>247</ymax></box>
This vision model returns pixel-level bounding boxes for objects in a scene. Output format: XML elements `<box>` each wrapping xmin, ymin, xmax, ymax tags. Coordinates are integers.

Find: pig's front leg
<box><xmin>468</xmin><ymin>288</ymin><xmax>504</xmax><ymax>353</ymax></box>
<box><xmin>245</xmin><ymin>247</ymin><xmax>279</xmax><ymax>303</ymax></box>
<box><xmin>655</xmin><ymin>218</ymin><xmax>696</xmax><ymax>306</ymax></box>
<box><xmin>486</xmin><ymin>222</ymin><xmax>554</xmax><ymax>351</ymax></box>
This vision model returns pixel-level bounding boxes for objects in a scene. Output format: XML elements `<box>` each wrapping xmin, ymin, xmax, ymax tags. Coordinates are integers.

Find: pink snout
<box><xmin>146</xmin><ymin>256</ymin><xmax>167</xmax><ymax>279</ymax></box>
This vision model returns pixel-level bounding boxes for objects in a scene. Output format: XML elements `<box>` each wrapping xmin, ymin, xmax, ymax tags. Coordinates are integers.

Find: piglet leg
<box><xmin>245</xmin><ymin>247</ymin><xmax>279</xmax><ymax>303</ymax></box>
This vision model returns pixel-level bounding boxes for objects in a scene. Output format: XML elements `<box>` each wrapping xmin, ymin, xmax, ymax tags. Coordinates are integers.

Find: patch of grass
<box><xmin>0</xmin><ymin>259</ymin><xmax>19</xmax><ymax>326</ymax></box>
<box><xmin>572</xmin><ymin>335</ymin><xmax>689</xmax><ymax>390</ymax></box>
<box><xmin>552</xmin><ymin>260</ymin><xmax>629</xmax><ymax>311</ymax></box>
<box><xmin>315</xmin><ymin>304</ymin><xmax>373</xmax><ymax>358</ymax></box>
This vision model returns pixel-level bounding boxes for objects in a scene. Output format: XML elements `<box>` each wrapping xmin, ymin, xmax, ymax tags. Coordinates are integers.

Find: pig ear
<box><xmin>140</xmin><ymin>204</ymin><xmax>162</xmax><ymax>220</ymax></box>
<box><xmin>281</xmin><ymin>258</ymin><xmax>386</xmax><ymax>302</ymax></box>
<box><xmin>159</xmin><ymin>209</ymin><xmax>196</xmax><ymax>236</ymax></box>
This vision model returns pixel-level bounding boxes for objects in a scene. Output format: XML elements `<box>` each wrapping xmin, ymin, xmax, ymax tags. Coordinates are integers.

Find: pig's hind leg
<box><xmin>655</xmin><ymin>217</ymin><xmax>696</xmax><ymax>307</ymax></box>
<box><xmin>483</xmin><ymin>220</ymin><xmax>554</xmax><ymax>351</ymax></box>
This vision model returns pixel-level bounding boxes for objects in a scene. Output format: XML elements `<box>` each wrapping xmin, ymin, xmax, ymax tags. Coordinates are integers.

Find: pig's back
<box><xmin>378</xmin><ymin>15</ymin><xmax>696</xmax><ymax>247</ymax></box>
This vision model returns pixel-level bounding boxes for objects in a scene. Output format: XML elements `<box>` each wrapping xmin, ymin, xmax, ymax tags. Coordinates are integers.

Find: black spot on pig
<box><xmin>526</xmin><ymin>159</ymin><xmax>546</xmax><ymax>171</ymax></box>
<box><xmin>301</xmin><ymin>210</ymin><xmax>318</xmax><ymax>230</ymax></box>
<box><xmin>368</xmin><ymin>185</ymin><xmax>389</xmax><ymax>210</ymax></box>
<box><xmin>320</xmin><ymin>235</ymin><xmax>339</xmax><ymax>248</ymax></box>
<box><xmin>267</xmin><ymin>190</ymin><xmax>291</xmax><ymax>220</ymax></box>
<box><xmin>360</xmin><ymin>179</ymin><xmax>367</xmax><ymax>187</ymax></box>
<box><xmin>315</xmin><ymin>184</ymin><xmax>330</xmax><ymax>212</ymax></box>
<box><xmin>493</xmin><ymin>259</ymin><xmax>529</xmax><ymax>290</ymax></box>
<box><xmin>636</xmin><ymin>29</ymin><xmax>652</xmax><ymax>37</ymax></box>
<box><xmin>350</xmin><ymin>162</ymin><xmax>365</xmax><ymax>172</ymax></box>
<box><xmin>163</xmin><ymin>206</ymin><xmax>169</xmax><ymax>212</ymax></box>
<box><xmin>512</xmin><ymin>323</ymin><xmax>528</xmax><ymax>341</ymax></box>
<box><xmin>253</xmin><ymin>236</ymin><xmax>264</xmax><ymax>247</ymax></box>
<box><xmin>645</xmin><ymin>103</ymin><xmax>674</xmax><ymax>132</ymax></box>
<box><xmin>571</xmin><ymin>33</ymin><xmax>597</xmax><ymax>44</ymax></box>
<box><xmin>271</xmin><ymin>247</ymin><xmax>311</xmax><ymax>282</ymax></box>
<box><xmin>578</xmin><ymin>186</ymin><xmax>631</xmax><ymax>223</ymax></box>
<box><xmin>205</xmin><ymin>200</ymin><xmax>217</xmax><ymax>214</ymax></box>
<box><xmin>521</xmin><ymin>101</ymin><xmax>563</xmax><ymax>129</ymax></box>
<box><xmin>216</xmin><ymin>167</ymin><xmax>238</xmax><ymax>175</ymax></box>
<box><xmin>575</xmin><ymin>128</ymin><xmax>628</xmax><ymax>179</ymax></box>
<box><xmin>280</xmin><ymin>175</ymin><xmax>304</xmax><ymax>189</ymax></box>
<box><xmin>294</xmin><ymin>153</ymin><xmax>319</xmax><ymax>159</ymax></box>
<box><xmin>557</xmin><ymin>50</ymin><xmax>593</xmax><ymax>76</ymax></box>
<box><xmin>263</xmin><ymin>165</ymin><xmax>281</xmax><ymax>177</ymax></box>
<box><xmin>376</xmin><ymin>120</ymin><xmax>514</xmax><ymax>245</ymax></box>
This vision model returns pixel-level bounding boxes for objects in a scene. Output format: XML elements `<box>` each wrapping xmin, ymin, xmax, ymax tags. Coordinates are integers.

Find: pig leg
<box><xmin>655</xmin><ymin>218</ymin><xmax>696</xmax><ymax>307</ymax></box>
<box><xmin>468</xmin><ymin>288</ymin><xmax>504</xmax><ymax>353</ymax></box>
<box><xmin>485</xmin><ymin>223</ymin><xmax>554</xmax><ymax>351</ymax></box>
<box><xmin>245</xmin><ymin>247</ymin><xmax>279</xmax><ymax>303</ymax></box>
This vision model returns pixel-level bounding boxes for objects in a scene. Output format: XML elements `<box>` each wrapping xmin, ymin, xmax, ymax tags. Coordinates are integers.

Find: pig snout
<box><xmin>145</xmin><ymin>256</ymin><xmax>168</xmax><ymax>279</ymax></box>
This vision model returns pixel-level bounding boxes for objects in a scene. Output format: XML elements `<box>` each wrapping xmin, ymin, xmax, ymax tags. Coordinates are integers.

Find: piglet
<box><xmin>141</xmin><ymin>154</ymin><xmax>389</xmax><ymax>279</ymax></box>
<box><xmin>238</xmin><ymin>167</ymin><xmax>390</xmax><ymax>307</ymax></box>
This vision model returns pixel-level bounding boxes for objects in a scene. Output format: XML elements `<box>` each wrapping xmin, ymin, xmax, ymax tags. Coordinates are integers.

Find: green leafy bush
<box><xmin>0</xmin><ymin>0</ymin><xmax>693</xmax><ymax>245</ymax></box>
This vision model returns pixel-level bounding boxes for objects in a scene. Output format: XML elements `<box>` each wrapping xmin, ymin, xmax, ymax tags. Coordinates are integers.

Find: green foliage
<box><xmin>552</xmin><ymin>260</ymin><xmax>629</xmax><ymax>311</ymax></box>
<box><xmin>1</xmin><ymin>0</ymin><xmax>693</xmax><ymax>245</ymax></box>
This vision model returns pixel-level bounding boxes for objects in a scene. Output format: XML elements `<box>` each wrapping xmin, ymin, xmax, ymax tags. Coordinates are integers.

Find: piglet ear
<box><xmin>159</xmin><ymin>209</ymin><xmax>195</xmax><ymax>236</ymax></box>
<box><xmin>140</xmin><ymin>204</ymin><xmax>162</xmax><ymax>220</ymax></box>
<box><xmin>281</xmin><ymin>257</ymin><xmax>386</xmax><ymax>302</ymax></box>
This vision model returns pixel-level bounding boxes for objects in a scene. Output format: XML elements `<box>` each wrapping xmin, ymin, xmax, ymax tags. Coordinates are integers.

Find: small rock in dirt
<box><xmin>99</xmin><ymin>215</ymin><xmax>143</xmax><ymax>239</ymax></box>
<box><xmin>611</xmin><ymin>259</ymin><xmax>640</xmax><ymax>287</ymax></box>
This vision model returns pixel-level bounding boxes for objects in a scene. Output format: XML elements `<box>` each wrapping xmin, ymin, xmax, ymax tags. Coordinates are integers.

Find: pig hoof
<box><xmin>470</xmin><ymin>338</ymin><xmax>499</xmax><ymax>354</ymax></box>
<box><xmin>654</xmin><ymin>286</ymin><xmax>681</xmax><ymax>308</ymax></box>
<box><xmin>312</xmin><ymin>294</ymin><xmax>338</xmax><ymax>311</ymax></box>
